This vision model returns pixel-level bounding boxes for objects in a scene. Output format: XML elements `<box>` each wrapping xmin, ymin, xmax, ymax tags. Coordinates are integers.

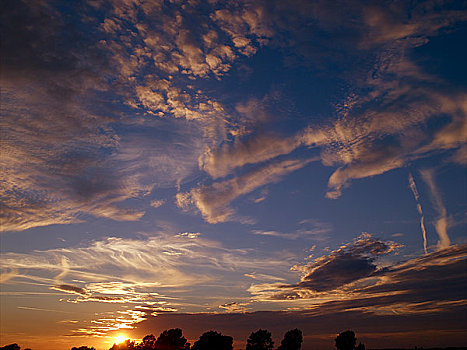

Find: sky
<box><xmin>1</xmin><ymin>0</ymin><xmax>466</xmax><ymax>349</ymax></box>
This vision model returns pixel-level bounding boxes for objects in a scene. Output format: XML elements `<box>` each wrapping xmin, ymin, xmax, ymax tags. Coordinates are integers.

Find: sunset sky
<box><xmin>1</xmin><ymin>0</ymin><xmax>466</xmax><ymax>349</ymax></box>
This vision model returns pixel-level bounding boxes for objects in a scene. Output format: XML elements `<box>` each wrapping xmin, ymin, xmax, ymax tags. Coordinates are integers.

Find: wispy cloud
<box><xmin>408</xmin><ymin>173</ymin><xmax>428</xmax><ymax>254</ymax></box>
<box><xmin>17</xmin><ymin>306</ymin><xmax>71</xmax><ymax>313</ymax></box>
<box><xmin>219</xmin><ymin>301</ymin><xmax>250</xmax><ymax>313</ymax></box>
<box><xmin>177</xmin><ymin>158</ymin><xmax>316</xmax><ymax>223</ymax></box>
<box><xmin>252</xmin><ymin>219</ymin><xmax>332</xmax><ymax>240</ymax></box>
<box><xmin>51</xmin><ymin>284</ymin><xmax>89</xmax><ymax>296</ymax></box>
<box><xmin>1</xmin><ymin>232</ymin><xmax>291</xmax><ymax>308</ymax></box>
<box><xmin>420</xmin><ymin>169</ymin><xmax>451</xmax><ymax>249</ymax></box>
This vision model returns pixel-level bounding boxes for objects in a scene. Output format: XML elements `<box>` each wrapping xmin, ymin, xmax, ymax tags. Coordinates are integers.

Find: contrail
<box><xmin>408</xmin><ymin>173</ymin><xmax>428</xmax><ymax>254</ymax></box>
<box><xmin>420</xmin><ymin>169</ymin><xmax>451</xmax><ymax>250</ymax></box>
<box><xmin>54</xmin><ymin>256</ymin><xmax>69</xmax><ymax>282</ymax></box>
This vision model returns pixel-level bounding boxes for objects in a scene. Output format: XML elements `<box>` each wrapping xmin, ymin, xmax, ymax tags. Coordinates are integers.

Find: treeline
<box><xmin>1</xmin><ymin>329</ymin><xmax>364</xmax><ymax>350</ymax></box>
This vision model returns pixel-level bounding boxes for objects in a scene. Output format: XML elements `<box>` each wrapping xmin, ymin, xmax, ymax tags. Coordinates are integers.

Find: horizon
<box><xmin>1</xmin><ymin>0</ymin><xmax>466</xmax><ymax>349</ymax></box>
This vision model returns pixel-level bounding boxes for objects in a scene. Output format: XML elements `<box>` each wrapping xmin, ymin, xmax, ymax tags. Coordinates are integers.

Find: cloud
<box><xmin>51</xmin><ymin>284</ymin><xmax>89</xmax><ymax>296</ymax></box>
<box><xmin>70</xmin><ymin>307</ymin><xmax>151</xmax><ymax>336</ymax></box>
<box><xmin>247</xmin><ymin>238</ymin><xmax>466</xmax><ymax>320</ymax></box>
<box><xmin>252</xmin><ymin>220</ymin><xmax>332</xmax><ymax>240</ymax></box>
<box><xmin>201</xmin><ymin>133</ymin><xmax>304</xmax><ymax>179</ymax></box>
<box><xmin>408</xmin><ymin>173</ymin><xmax>428</xmax><ymax>254</ymax></box>
<box><xmin>0</xmin><ymin>232</ymin><xmax>291</xmax><ymax>308</ymax></box>
<box><xmin>1</xmin><ymin>230</ymin><xmax>295</xmax><ymax>337</ymax></box>
<box><xmin>361</xmin><ymin>2</ymin><xmax>467</xmax><ymax>47</ymax></box>
<box><xmin>150</xmin><ymin>200</ymin><xmax>165</xmax><ymax>208</ymax></box>
<box><xmin>219</xmin><ymin>301</ymin><xmax>249</xmax><ymax>313</ymax></box>
<box><xmin>419</xmin><ymin>169</ymin><xmax>451</xmax><ymax>249</ymax></box>
<box><xmin>178</xmin><ymin>158</ymin><xmax>316</xmax><ymax>223</ymax></box>
<box><xmin>278</xmin><ymin>234</ymin><xmax>402</xmax><ymax>293</ymax></box>
<box><xmin>195</xmin><ymin>1</ymin><xmax>467</xmax><ymax>207</ymax></box>
<box><xmin>3</xmin><ymin>0</ymin><xmax>466</xmax><ymax>231</ymax></box>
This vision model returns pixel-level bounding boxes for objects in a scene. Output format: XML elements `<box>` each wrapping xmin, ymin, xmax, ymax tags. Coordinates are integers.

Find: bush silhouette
<box><xmin>277</xmin><ymin>329</ymin><xmax>303</xmax><ymax>350</ymax></box>
<box><xmin>246</xmin><ymin>329</ymin><xmax>274</xmax><ymax>350</ymax></box>
<box><xmin>72</xmin><ymin>347</ymin><xmax>96</xmax><ymax>350</ymax></box>
<box><xmin>191</xmin><ymin>330</ymin><xmax>233</xmax><ymax>350</ymax></box>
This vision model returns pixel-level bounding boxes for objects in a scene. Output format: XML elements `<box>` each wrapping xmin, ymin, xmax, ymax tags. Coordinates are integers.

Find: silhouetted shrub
<box><xmin>246</xmin><ymin>329</ymin><xmax>274</xmax><ymax>350</ymax></box>
<box><xmin>277</xmin><ymin>329</ymin><xmax>303</xmax><ymax>350</ymax></box>
<box><xmin>72</xmin><ymin>347</ymin><xmax>96</xmax><ymax>350</ymax></box>
<box><xmin>191</xmin><ymin>330</ymin><xmax>233</xmax><ymax>350</ymax></box>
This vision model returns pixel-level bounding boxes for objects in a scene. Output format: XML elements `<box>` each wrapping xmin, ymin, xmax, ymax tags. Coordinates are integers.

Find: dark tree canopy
<box><xmin>139</xmin><ymin>334</ymin><xmax>157</xmax><ymax>350</ymax></box>
<box><xmin>246</xmin><ymin>329</ymin><xmax>274</xmax><ymax>350</ymax></box>
<box><xmin>109</xmin><ymin>339</ymin><xmax>137</xmax><ymax>350</ymax></box>
<box><xmin>191</xmin><ymin>330</ymin><xmax>233</xmax><ymax>350</ymax></box>
<box><xmin>0</xmin><ymin>345</ymin><xmax>20</xmax><ymax>350</ymax></box>
<box><xmin>355</xmin><ymin>342</ymin><xmax>365</xmax><ymax>350</ymax></box>
<box><xmin>277</xmin><ymin>329</ymin><xmax>303</xmax><ymax>350</ymax></box>
<box><xmin>154</xmin><ymin>328</ymin><xmax>190</xmax><ymax>350</ymax></box>
<box><xmin>335</xmin><ymin>331</ymin><xmax>357</xmax><ymax>350</ymax></box>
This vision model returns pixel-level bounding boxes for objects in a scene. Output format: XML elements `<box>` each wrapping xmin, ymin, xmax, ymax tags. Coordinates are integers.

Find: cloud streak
<box><xmin>178</xmin><ymin>158</ymin><xmax>316</xmax><ymax>223</ymax></box>
<box><xmin>409</xmin><ymin>173</ymin><xmax>428</xmax><ymax>254</ymax></box>
<box><xmin>420</xmin><ymin>169</ymin><xmax>451</xmax><ymax>249</ymax></box>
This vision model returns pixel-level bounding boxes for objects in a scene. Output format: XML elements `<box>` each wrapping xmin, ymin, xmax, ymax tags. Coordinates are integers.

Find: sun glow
<box><xmin>115</xmin><ymin>335</ymin><xmax>127</xmax><ymax>344</ymax></box>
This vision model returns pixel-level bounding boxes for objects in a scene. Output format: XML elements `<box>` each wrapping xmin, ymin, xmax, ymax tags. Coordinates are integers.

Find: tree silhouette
<box><xmin>0</xmin><ymin>345</ymin><xmax>20</xmax><ymax>350</ymax></box>
<box><xmin>277</xmin><ymin>329</ymin><xmax>303</xmax><ymax>350</ymax></box>
<box><xmin>246</xmin><ymin>329</ymin><xmax>274</xmax><ymax>350</ymax></box>
<box><xmin>109</xmin><ymin>339</ymin><xmax>137</xmax><ymax>350</ymax></box>
<box><xmin>154</xmin><ymin>328</ymin><xmax>190</xmax><ymax>350</ymax></box>
<box><xmin>191</xmin><ymin>330</ymin><xmax>233</xmax><ymax>350</ymax></box>
<box><xmin>72</xmin><ymin>347</ymin><xmax>96</xmax><ymax>350</ymax></box>
<box><xmin>355</xmin><ymin>342</ymin><xmax>365</xmax><ymax>350</ymax></box>
<box><xmin>335</xmin><ymin>330</ymin><xmax>364</xmax><ymax>350</ymax></box>
<box><xmin>139</xmin><ymin>334</ymin><xmax>157</xmax><ymax>350</ymax></box>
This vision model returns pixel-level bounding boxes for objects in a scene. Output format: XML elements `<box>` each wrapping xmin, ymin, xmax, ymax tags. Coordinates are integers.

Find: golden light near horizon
<box><xmin>114</xmin><ymin>335</ymin><xmax>127</xmax><ymax>344</ymax></box>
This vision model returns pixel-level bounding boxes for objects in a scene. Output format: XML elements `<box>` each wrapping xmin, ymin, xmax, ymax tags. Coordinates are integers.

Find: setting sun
<box><xmin>114</xmin><ymin>335</ymin><xmax>127</xmax><ymax>344</ymax></box>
